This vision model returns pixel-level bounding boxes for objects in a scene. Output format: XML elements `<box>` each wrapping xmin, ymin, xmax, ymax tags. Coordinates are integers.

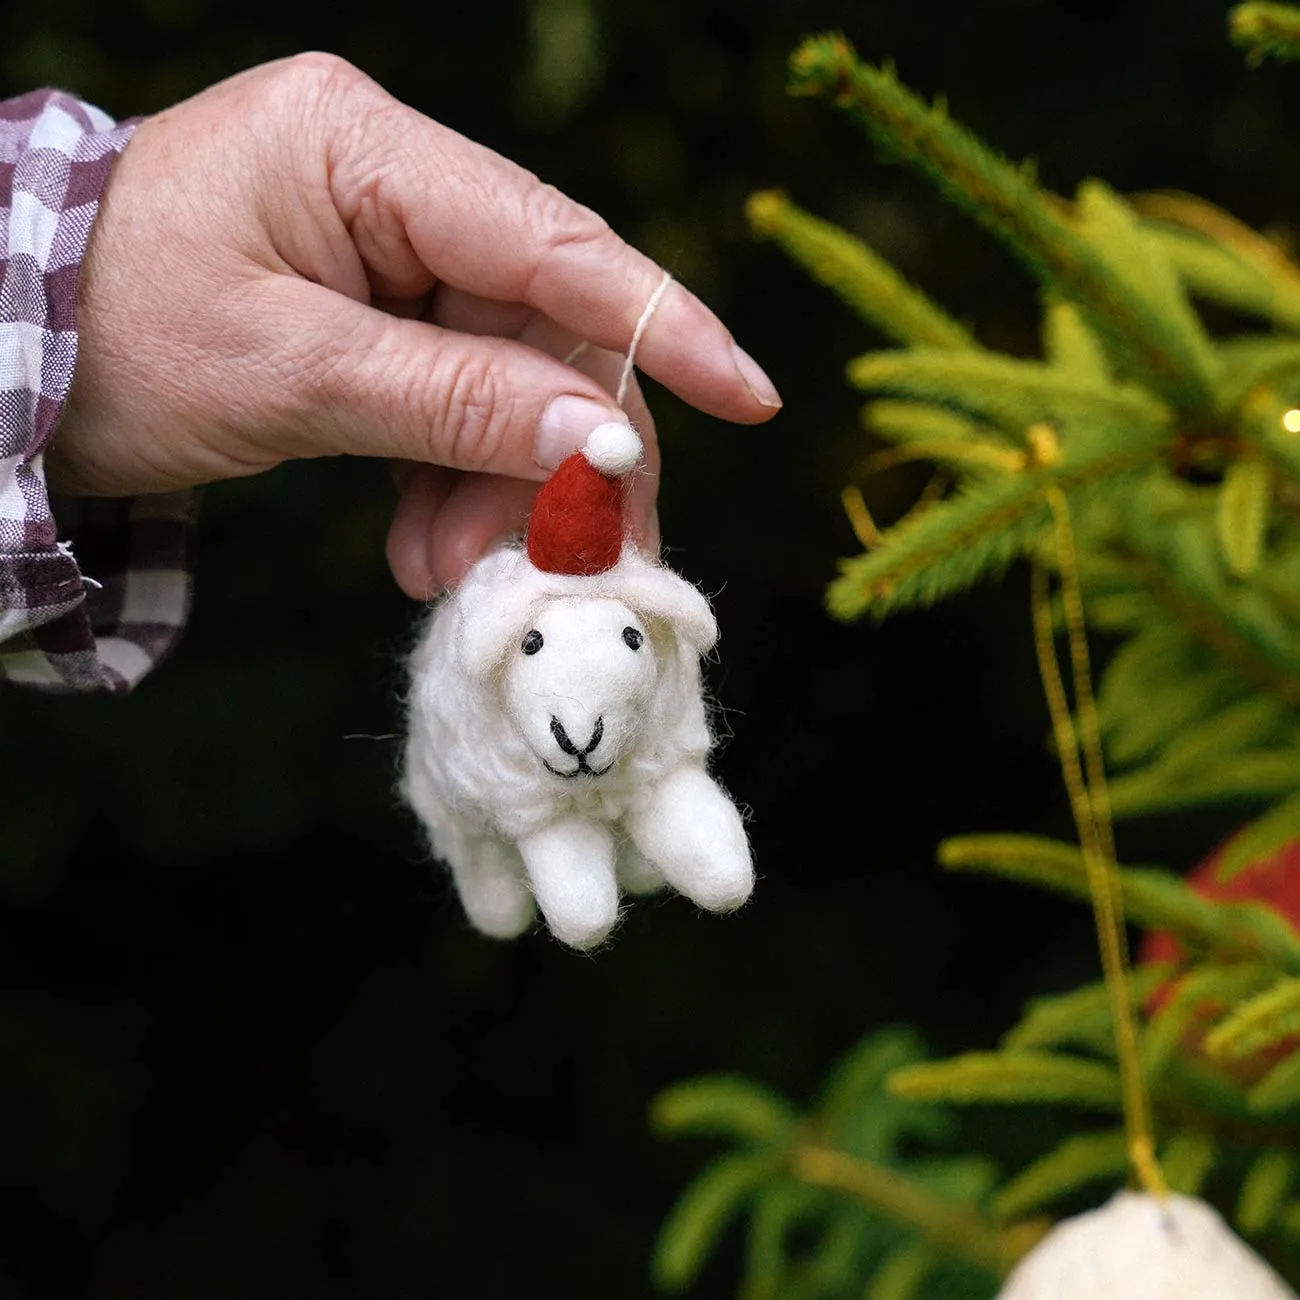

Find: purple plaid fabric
<box><xmin>0</xmin><ymin>91</ymin><xmax>193</xmax><ymax>692</ymax></box>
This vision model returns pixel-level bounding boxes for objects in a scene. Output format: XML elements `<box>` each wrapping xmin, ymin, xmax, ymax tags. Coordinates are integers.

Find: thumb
<box><xmin>263</xmin><ymin>279</ymin><xmax>628</xmax><ymax>479</ymax></box>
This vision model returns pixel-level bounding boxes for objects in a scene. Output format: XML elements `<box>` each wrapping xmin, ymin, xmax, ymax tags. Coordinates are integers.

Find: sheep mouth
<box><xmin>542</xmin><ymin>715</ymin><xmax>611</xmax><ymax>779</ymax></box>
<box><xmin>543</xmin><ymin>756</ymin><xmax>613</xmax><ymax>779</ymax></box>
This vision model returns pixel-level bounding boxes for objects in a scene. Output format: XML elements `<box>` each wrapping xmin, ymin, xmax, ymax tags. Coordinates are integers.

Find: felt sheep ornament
<box><xmin>996</xmin><ymin>1190</ymin><xmax>1297</xmax><ymax>1300</ymax></box>
<box><xmin>402</xmin><ymin>421</ymin><xmax>754</xmax><ymax>949</ymax></box>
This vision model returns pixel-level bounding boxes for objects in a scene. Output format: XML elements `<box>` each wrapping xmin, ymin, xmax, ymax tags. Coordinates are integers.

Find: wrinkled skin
<box><xmin>53</xmin><ymin>54</ymin><xmax>781</xmax><ymax>595</ymax></box>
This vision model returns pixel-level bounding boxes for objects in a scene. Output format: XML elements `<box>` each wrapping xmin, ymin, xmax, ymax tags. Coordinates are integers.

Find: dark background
<box><xmin>0</xmin><ymin>1</ymin><xmax>1295</xmax><ymax>1296</ymax></box>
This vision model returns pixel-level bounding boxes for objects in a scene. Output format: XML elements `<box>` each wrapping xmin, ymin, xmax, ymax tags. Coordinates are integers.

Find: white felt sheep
<box><xmin>401</xmin><ymin>423</ymin><xmax>754</xmax><ymax>949</ymax></box>
<box><xmin>996</xmin><ymin>1191</ymin><xmax>1297</xmax><ymax>1300</ymax></box>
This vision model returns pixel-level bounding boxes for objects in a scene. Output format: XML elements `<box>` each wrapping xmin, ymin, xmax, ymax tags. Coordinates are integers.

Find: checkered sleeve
<box><xmin>0</xmin><ymin>91</ymin><xmax>194</xmax><ymax>693</ymax></box>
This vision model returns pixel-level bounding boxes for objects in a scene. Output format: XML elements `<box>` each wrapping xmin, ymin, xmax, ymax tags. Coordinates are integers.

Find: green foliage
<box><xmin>1237</xmin><ymin>1151</ymin><xmax>1297</xmax><ymax>1235</ymax></box>
<box><xmin>1217</xmin><ymin>793</ymin><xmax>1300</xmax><ymax>881</ymax></box>
<box><xmin>1162</xmin><ymin>1131</ymin><xmax>1218</xmax><ymax>1195</ymax></box>
<box><xmin>827</xmin><ymin>440</ymin><xmax>1157</xmax><ymax>620</ymax></box>
<box><xmin>1142</xmin><ymin>962</ymin><xmax>1275</xmax><ymax>1078</ymax></box>
<box><xmin>651</xmin><ymin>1077</ymin><xmax>798</xmax><ymax>1145</ymax></box>
<box><xmin>1248</xmin><ymin>1047</ymin><xmax>1300</xmax><ymax>1113</ymax></box>
<box><xmin>1002</xmin><ymin>968</ymin><xmax>1171</xmax><ymax>1056</ymax></box>
<box><xmin>659</xmin><ymin>22</ymin><xmax>1300</xmax><ymax>1299</ymax></box>
<box><xmin>651</xmin><ymin>1030</ymin><xmax>1005</xmax><ymax>1300</ymax></box>
<box><xmin>787</xmin><ymin>35</ymin><xmax>1217</xmax><ymax>411</ymax></box>
<box><xmin>939</xmin><ymin>834</ymin><xmax>1300</xmax><ymax>972</ymax></box>
<box><xmin>654</xmin><ymin>1150</ymin><xmax>788</xmax><ymax>1291</ymax></box>
<box><xmin>1217</xmin><ymin>456</ymin><xmax>1272</xmax><ymax>578</ymax></box>
<box><xmin>1231</xmin><ymin>2</ymin><xmax>1300</xmax><ymax>65</ymax></box>
<box><xmin>1205</xmin><ymin>976</ymin><xmax>1300</xmax><ymax>1061</ymax></box>
<box><xmin>990</xmin><ymin>1129</ymin><xmax>1128</xmax><ymax>1221</ymax></box>
<box><xmin>888</xmin><ymin>1052</ymin><xmax>1122</xmax><ymax>1111</ymax></box>
<box><xmin>746</xmin><ymin>190</ymin><xmax>977</xmax><ymax>350</ymax></box>
<box><xmin>1144</xmin><ymin>222</ymin><xmax>1300</xmax><ymax>330</ymax></box>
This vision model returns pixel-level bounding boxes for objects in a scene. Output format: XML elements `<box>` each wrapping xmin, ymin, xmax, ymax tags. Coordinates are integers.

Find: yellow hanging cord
<box><xmin>1031</xmin><ymin>479</ymin><xmax>1168</xmax><ymax>1199</ymax></box>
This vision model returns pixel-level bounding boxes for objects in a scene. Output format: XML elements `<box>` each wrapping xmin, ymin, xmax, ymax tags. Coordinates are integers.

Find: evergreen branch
<box><xmin>866</xmin><ymin>1242</ymin><xmax>937</xmax><ymax>1300</ymax></box>
<box><xmin>847</xmin><ymin>350</ymin><xmax>1172</xmax><ymax>437</ymax></box>
<box><xmin>787</xmin><ymin>34</ymin><xmax>1217</xmax><ymax>411</ymax></box>
<box><xmin>1161</xmin><ymin>1130</ymin><xmax>1217</xmax><ymax>1195</ymax></box>
<box><xmin>862</xmin><ymin>400</ymin><xmax>1005</xmax><ymax>447</ymax></box>
<box><xmin>791</xmin><ymin>1208</ymin><xmax>866</xmax><ymax>1297</ymax></box>
<box><xmin>1217</xmin><ymin>457</ymin><xmax>1273</xmax><ymax>578</ymax></box>
<box><xmin>1242</xmin><ymin>387</ymin><xmax>1300</xmax><ymax>484</ymax></box>
<box><xmin>1238</xmin><ymin>1151</ymin><xmax>1297</xmax><ymax>1236</ymax></box>
<box><xmin>1205</xmin><ymin>975</ymin><xmax>1300</xmax><ymax>1061</ymax></box>
<box><xmin>828</xmin><ymin>447</ymin><xmax>1157</xmax><ymax>620</ymax></box>
<box><xmin>1042</xmin><ymin>297</ymin><xmax>1111</xmax><ymax>383</ymax></box>
<box><xmin>1144</xmin><ymin>224</ymin><xmax>1300</xmax><ymax>329</ymax></box>
<box><xmin>1216</xmin><ymin>791</ymin><xmax>1300</xmax><ymax>881</ymax></box>
<box><xmin>817</xmin><ymin>1027</ymin><xmax>948</xmax><ymax>1151</ymax></box>
<box><xmin>1142</xmin><ymin>962</ymin><xmax>1275</xmax><ymax>1079</ymax></box>
<box><xmin>743</xmin><ymin>1183</ymin><xmax>819</xmax><ymax>1300</ymax></box>
<box><xmin>1002</xmin><ymin>968</ymin><xmax>1173</xmax><ymax>1056</ymax></box>
<box><xmin>1214</xmin><ymin>337</ymin><xmax>1300</xmax><ymax>409</ymax></box>
<box><xmin>651</xmin><ymin>1076</ymin><xmax>798</xmax><ymax>1145</ymax></box>
<box><xmin>1249</xmin><ymin>1049</ymin><xmax>1300</xmax><ymax>1113</ymax></box>
<box><xmin>939</xmin><ymin>833</ymin><xmax>1300</xmax><ymax>972</ymax></box>
<box><xmin>887</xmin><ymin>1051</ymin><xmax>1123</xmax><ymax>1111</ymax></box>
<box><xmin>1107</xmin><ymin>747</ymin><xmax>1300</xmax><ymax>816</ymax></box>
<box><xmin>1134</xmin><ymin>191</ymin><xmax>1300</xmax><ymax>286</ymax></box>
<box><xmin>746</xmin><ymin>190</ymin><xmax>977</xmax><ymax>349</ymax></box>
<box><xmin>789</xmin><ymin>1144</ymin><xmax>1037</xmax><ymax>1276</ymax></box>
<box><xmin>1115</xmin><ymin>551</ymin><xmax>1300</xmax><ymax>705</ymax></box>
<box><xmin>1103</xmin><ymin>662</ymin><xmax>1247</xmax><ymax>770</ymax></box>
<box><xmin>653</xmin><ymin>1150</ymin><xmax>787</xmax><ymax>1291</ymax></box>
<box><xmin>1073</xmin><ymin>180</ymin><xmax>1220</xmax><ymax>393</ymax></box>
<box><xmin>991</xmin><ymin>1129</ymin><xmax>1128</xmax><ymax>1221</ymax></box>
<box><xmin>1231</xmin><ymin>3</ymin><xmax>1300</xmax><ymax>65</ymax></box>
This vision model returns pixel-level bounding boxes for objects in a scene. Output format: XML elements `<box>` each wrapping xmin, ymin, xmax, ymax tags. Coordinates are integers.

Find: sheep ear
<box><xmin>615</xmin><ymin>558</ymin><xmax>718</xmax><ymax>653</ymax></box>
<box><xmin>454</xmin><ymin>550</ymin><xmax>551</xmax><ymax>679</ymax></box>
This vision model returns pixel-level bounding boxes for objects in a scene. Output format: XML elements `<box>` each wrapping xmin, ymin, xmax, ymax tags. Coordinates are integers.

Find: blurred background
<box><xmin>2</xmin><ymin>1</ymin><xmax>1299</xmax><ymax>1295</ymax></box>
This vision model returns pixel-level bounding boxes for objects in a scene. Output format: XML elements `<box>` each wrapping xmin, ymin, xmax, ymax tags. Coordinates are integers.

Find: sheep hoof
<box><xmin>449</xmin><ymin>837</ymin><xmax>536</xmax><ymax>940</ymax></box>
<box><xmin>518</xmin><ymin>815</ymin><xmax>620</xmax><ymax>949</ymax></box>
<box><xmin>628</xmin><ymin>766</ymin><xmax>754</xmax><ymax>914</ymax></box>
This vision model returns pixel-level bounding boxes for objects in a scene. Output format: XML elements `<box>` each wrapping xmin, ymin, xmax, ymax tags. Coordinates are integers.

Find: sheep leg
<box><xmin>627</xmin><ymin>765</ymin><xmax>753</xmax><ymax>913</ymax></box>
<box><xmin>517</xmin><ymin>815</ymin><xmax>619</xmax><ymax>949</ymax></box>
<box><xmin>616</xmin><ymin>837</ymin><xmax>668</xmax><ymax>896</ymax></box>
<box><xmin>448</xmin><ymin>832</ymin><xmax>536</xmax><ymax>941</ymax></box>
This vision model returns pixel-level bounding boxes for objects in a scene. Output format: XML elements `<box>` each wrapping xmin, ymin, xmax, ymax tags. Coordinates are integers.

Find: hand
<box><xmin>52</xmin><ymin>53</ymin><xmax>781</xmax><ymax>596</ymax></box>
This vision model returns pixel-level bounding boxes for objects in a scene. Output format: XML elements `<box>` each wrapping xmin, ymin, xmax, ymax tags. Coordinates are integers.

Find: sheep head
<box><xmin>503</xmin><ymin>596</ymin><xmax>657</xmax><ymax>779</ymax></box>
<box><xmin>451</xmin><ymin>547</ymin><xmax>719</xmax><ymax>785</ymax></box>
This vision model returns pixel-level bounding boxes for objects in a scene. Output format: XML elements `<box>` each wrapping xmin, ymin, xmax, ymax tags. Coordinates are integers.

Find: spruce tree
<box><xmin>654</xmin><ymin>9</ymin><xmax>1300</xmax><ymax>1297</ymax></box>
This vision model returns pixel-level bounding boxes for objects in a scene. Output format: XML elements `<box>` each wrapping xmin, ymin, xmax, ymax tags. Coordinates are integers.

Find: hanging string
<box><xmin>1031</xmin><ymin>472</ymin><xmax>1167</xmax><ymax>1199</ymax></box>
<box><xmin>617</xmin><ymin>269</ymin><xmax>673</xmax><ymax>408</ymax></box>
<box><xmin>561</xmin><ymin>268</ymin><xmax>675</xmax><ymax>413</ymax></box>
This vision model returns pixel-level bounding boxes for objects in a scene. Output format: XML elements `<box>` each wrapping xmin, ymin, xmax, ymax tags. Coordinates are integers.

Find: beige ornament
<box><xmin>997</xmin><ymin>1190</ymin><xmax>1298</xmax><ymax>1300</ymax></box>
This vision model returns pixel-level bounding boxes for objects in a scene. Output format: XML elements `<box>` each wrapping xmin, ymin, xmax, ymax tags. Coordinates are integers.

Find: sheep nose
<box><xmin>550</xmin><ymin>715</ymin><xmax>604</xmax><ymax>757</ymax></box>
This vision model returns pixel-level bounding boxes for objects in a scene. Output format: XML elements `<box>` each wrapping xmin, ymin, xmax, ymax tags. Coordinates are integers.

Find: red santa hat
<box><xmin>527</xmin><ymin>421</ymin><xmax>643</xmax><ymax>575</ymax></box>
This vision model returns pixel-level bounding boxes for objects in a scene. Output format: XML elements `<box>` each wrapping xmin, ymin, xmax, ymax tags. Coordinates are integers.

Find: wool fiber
<box><xmin>402</xmin><ymin>542</ymin><xmax>753</xmax><ymax>948</ymax></box>
<box><xmin>996</xmin><ymin>1190</ymin><xmax>1297</xmax><ymax>1300</ymax></box>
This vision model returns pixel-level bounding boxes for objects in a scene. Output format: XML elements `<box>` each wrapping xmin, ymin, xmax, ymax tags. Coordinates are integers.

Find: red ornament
<box><xmin>1141</xmin><ymin>836</ymin><xmax>1300</xmax><ymax>968</ymax></box>
<box><xmin>1140</xmin><ymin>834</ymin><xmax>1300</xmax><ymax>1081</ymax></box>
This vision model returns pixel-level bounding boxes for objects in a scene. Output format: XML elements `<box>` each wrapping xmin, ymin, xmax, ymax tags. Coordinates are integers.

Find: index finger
<box><xmin>327</xmin><ymin>89</ymin><xmax>782</xmax><ymax>424</ymax></box>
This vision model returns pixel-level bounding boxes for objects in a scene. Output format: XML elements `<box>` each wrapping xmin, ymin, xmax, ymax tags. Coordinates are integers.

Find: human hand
<box><xmin>52</xmin><ymin>54</ymin><xmax>781</xmax><ymax>597</ymax></box>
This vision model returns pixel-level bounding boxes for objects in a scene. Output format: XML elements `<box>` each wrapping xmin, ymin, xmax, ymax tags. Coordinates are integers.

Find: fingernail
<box><xmin>731</xmin><ymin>342</ymin><xmax>782</xmax><ymax>409</ymax></box>
<box><xmin>536</xmin><ymin>395</ymin><xmax>620</xmax><ymax>470</ymax></box>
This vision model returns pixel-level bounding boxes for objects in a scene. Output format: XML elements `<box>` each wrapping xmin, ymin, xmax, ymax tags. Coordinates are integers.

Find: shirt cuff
<box><xmin>0</xmin><ymin>90</ymin><xmax>196</xmax><ymax>692</ymax></box>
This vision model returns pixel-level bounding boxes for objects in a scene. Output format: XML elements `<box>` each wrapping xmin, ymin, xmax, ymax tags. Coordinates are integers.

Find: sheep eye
<box><xmin>622</xmin><ymin>626</ymin><xmax>644</xmax><ymax>651</ymax></box>
<box><xmin>521</xmin><ymin>629</ymin><xmax>543</xmax><ymax>655</ymax></box>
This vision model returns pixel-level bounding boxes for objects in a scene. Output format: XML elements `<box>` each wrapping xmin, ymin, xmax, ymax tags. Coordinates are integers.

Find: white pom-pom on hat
<box><xmin>582</xmin><ymin>421</ymin><xmax>643</xmax><ymax>476</ymax></box>
<box><xmin>997</xmin><ymin>1191</ymin><xmax>1297</xmax><ymax>1300</ymax></box>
